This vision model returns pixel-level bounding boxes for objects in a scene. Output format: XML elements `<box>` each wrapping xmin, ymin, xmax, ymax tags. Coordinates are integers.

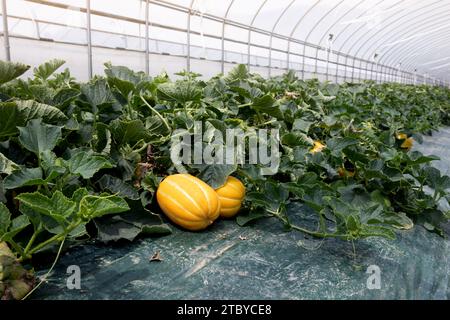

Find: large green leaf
<box><xmin>0</xmin><ymin>100</ymin><xmax>67</xmax><ymax>139</ymax></box>
<box><xmin>15</xmin><ymin>191</ymin><xmax>76</xmax><ymax>222</ymax></box>
<box><xmin>79</xmin><ymin>194</ymin><xmax>129</xmax><ymax>219</ymax></box>
<box><xmin>194</xmin><ymin>164</ymin><xmax>238</xmax><ymax>189</ymax></box>
<box><xmin>33</xmin><ymin>59</ymin><xmax>65</xmax><ymax>80</ymax></box>
<box><xmin>18</xmin><ymin>119</ymin><xmax>62</xmax><ymax>155</ymax></box>
<box><xmin>104</xmin><ymin>63</ymin><xmax>144</xmax><ymax>98</ymax></box>
<box><xmin>66</xmin><ymin>150</ymin><xmax>113</xmax><ymax>179</ymax></box>
<box><xmin>225</xmin><ymin>64</ymin><xmax>249</xmax><ymax>82</ymax></box>
<box><xmin>3</xmin><ymin>167</ymin><xmax>45</xmax><ymax>189</ymax></box>
<box><xmin>97</xmin><ymin>175</ymin><xmax>140</xmax><ymax>200</ymax></box>
<box><xmin>326</xmin><ymin>137</ymin><xmax>359</xmax><ymax>157</ymax></box>
<box><xmin>0</xmin><ymin>153</ymin><xmax>19</xmax><ymax>175</ymax></box>
<box><xmin>251</xmin><ymin>95</ymin><xmax>283</xmax><ymax>119</ymax></box>
<box><xmin>80</xmin><ymin>78</ymin><xmax>114</xmax><ymax>109</ymax></box>
<box><xmin>94</xmin><ymin>200</ymin><xmax>171</xmax><ymax>242</ymax></box>
<box><xmin>109</xmin><ymin>118</ymin><xmax>148</xmax><ymax>146</ymax></box>
<box><xmin>0</xmin><ymin>60</ymin><xmax>30</xmax><ymax>85</ymax></box>
<box><xmin>0</xmin><ymin>215</ymin><xmax>30</xmax><ymax>242</ymax></box>
<box><xmin>156</xmin><ymin>81</ymin><xmax>201</xmax><ymax>104</ymax></box>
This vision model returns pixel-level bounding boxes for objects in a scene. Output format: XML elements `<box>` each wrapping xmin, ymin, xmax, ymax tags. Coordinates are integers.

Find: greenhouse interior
<box><xmin>0</xmin><ymin>0</ymin><xmax>450</xmax><ymax>302</ymax></box>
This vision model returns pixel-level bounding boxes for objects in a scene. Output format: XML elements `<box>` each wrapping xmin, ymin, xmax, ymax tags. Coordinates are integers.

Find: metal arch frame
<box><xmin>186</xmin><ymin>0</ymin><xmax>195</xmax><ymax>72</ymax></box>
<box><xmin>429</xmin><ymin>57</ymin><xmax>450</xmax><ymax>80</ymax></box>
<box><xmin>356</xmin><ymin>0</ymin><xmax>447</xmax><ymax>61</ymax></box>
<box><xmin>334</xmin><ymin>0</ymin><xmax>406</xmax><ymax>82</ymax></box>
<box><xmin>1</xmin><ymin>0</ymin><xmax>10</xmax><ymax>61</ymax></box>
<box><xmin>303</xmin><ymin>0</ymin><xmax>345</xmax><ymax>79</ymax></box>
<box><xmin>86</xmin><ymin>0</ymin><xmax>92</xmax><ymax>79</ymax></box>
<box><xmin>350</xmin><ymin>1</ymin><xmax>448</xmax><ymax>81</ymax></box>
<box><xmin>332</xmin><ymin>0</ymin><xmax>386</xmax><ymax>82</ymax></box>
<box><xmin>12</xmin><ymin>0</ymin><xmax>447</xmax><ymax>84</ymax></box>
<box><xmin>395</xmin><ymin>33</ymin><xmax>450</xmax><ymax>73</ymax></box>
<box><xmin>268</xmin><ymin>0</ymin><xmax>297</xmax><ymax>77</ymax></box>
<box><xmin>21</xmin><ymin>1</ymin><xmax>41</xmax><ymax>39</ymax></box>
<box><xmin>145</xmin><ymin>0</ymin><xmax>150</xmax><ymax>75</ymax></box>
<box><xmin>348</xmin><ymin>0</ymin><xmax>420</xmax><ymax>81</ymax></box>
<box><xmin>355</xmin><ymin>1</ymin><xmax>439</xmax><ymax>82</ymax></box>
<box><xmin>247</xmin><ymin>0</ymin><xmax>268</xmax><ymax>70</ymax></box>
<box><xmin>381</xmin><ymin>16</ymin><xmax>450</xmax><ymax>71</ymax></box>
<box><xmin>401</xmin><ymin>44</ymin><xmax>450</xmax><ymax>67</ymax></box>
<box><xmin>221</xmin><ymin>0</ymin><xmax>235</xmax><ymax>74</ymax></box>
<box><xmin>286</xmin><ymin>0</ymin><xmax>321</xmax><ymax>77</ymax></box>
<box><xmin>313</xmin><ymin>0</ymin><xmax>366</xmax><ymax>81</ymax></box>
<box><xmin>393</xmin><ymin>44</ymin><xmax>450</xmax><ymax>84</ymax></box>
<box><xmin>379</xmin><ymin>14</ymin><xmax>450</xmax><ymax>75</ymax></box>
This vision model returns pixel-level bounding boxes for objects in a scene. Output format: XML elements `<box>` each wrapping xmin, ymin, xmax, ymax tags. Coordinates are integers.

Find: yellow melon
<box><xmin>215</xmin><ymin>176</ymin><xmax>246</xmax><ymax>218</ymax></box>
<box><xmin>156</xmin><ymin>174</ymin><xmax>220</xmax><ymax>231</ymax></box>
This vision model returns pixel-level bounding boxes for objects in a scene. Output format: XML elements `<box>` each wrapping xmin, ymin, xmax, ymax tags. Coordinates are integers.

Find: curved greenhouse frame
<box><xmin>1</xmin><ymin>0</ymin><xmax>449</xmax><ymax>86</ymax></box>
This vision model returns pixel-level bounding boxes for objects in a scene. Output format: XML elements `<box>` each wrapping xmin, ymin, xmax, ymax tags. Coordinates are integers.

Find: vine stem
<box><xmin>140</xmin><ymin>94</ymin><xmax>172</xmax><ymax>134</ymax></box>
<box><xmin>21</xmin><ymin>238</ymin><xmax>66</xmax><ymax>300</ymax></box>
<box><xmin>23</xmin><ymin>227</ymin><xmax>41</xmax><ymax>257</ymax></box>
<box><xmin>268</xmin><ymin>209</ymin><xmax>349</xmax><ymax>240</ymax></box>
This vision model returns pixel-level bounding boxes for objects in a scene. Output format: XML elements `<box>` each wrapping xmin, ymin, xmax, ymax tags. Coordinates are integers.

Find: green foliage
<box><xmin>0</xmin><ymin>60</ymin><xmax>450</xmax><ymax>299</ymax></box>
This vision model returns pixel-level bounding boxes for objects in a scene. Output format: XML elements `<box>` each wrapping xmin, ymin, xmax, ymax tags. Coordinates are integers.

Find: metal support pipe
<box><xmin>247</xmin><ymin>0</ymin><xmax>268</xmax><ymax>71</ymax></box>
<box><xmin>268</xmin><ymin>0</ymin><xmax>296</xmax><ymax>77</ymax></box>
<box><xmin>221</xmin><ymin>0</ymin><xmax>235</xmax><ymax>74</ymax></box>
<box><xmin>86</xmin><ymin>0</ymin><xmax>92</xmax><ymax>79</ymax></box>
<box><xmin>186</xmin><ymin>0</ymin><xmax>194</xmax><ymax>72</ymax></box>
<box><xmin>2</xmin><ymin>0</ymin><xmax>10</xmax><ymax>61</ymax></box>
<box><xmin>145</xmin><ymin>0</ymin><xmax>149</xmax><ymax>74</ymax></box>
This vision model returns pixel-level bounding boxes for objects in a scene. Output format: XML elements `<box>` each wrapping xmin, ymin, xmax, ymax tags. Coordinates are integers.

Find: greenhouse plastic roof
<box><xmin>1</xmin><ymin>0</ymin><xmax>450</xmax><ymax>84</ymax></box>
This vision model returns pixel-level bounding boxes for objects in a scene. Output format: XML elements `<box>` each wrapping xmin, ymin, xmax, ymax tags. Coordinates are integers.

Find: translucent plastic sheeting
<box><xmin>1</xmin><ymin>0</ymin><xmax>449</xmax><ymax>85</ymax></box>
<box><xmin>33</xmin><ymin>129</ymin><xmax>450</xmax><ymax>300</ymax></box>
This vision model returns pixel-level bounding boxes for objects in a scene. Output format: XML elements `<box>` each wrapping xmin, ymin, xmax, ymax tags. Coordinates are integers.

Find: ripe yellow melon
<box><xmin>215</xmin><ymin>176</ymin><xmax>245</xmax><ymax>218</ymax></box>
<box><xmin>156</xmin><ymin>174</ymin><xmax>220</xmax><ymax>231</ymax></box>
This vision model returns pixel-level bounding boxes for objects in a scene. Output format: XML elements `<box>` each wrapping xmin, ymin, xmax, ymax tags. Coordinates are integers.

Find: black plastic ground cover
<box><xmin>34</xmin><ymin>129</ymin><xmax>450</xmax><ymax>300</ymax></box>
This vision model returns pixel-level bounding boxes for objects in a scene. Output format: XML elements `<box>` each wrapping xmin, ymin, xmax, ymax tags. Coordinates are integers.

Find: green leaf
<box><xmin>194</xmin><ymin>164</ymin><xmax>238</xmax><ymax>189</ymax></box>
<box><xmin>246</xmin><ymin>182</ymin><xmax>289</xmax><ymax>213</ymax></box>
<box><xmin>0</xmin><ymin>60</ymin><xmax>30</xmax><ymax>85</ymax></box>
<box><xmin>326</xmin><ymin>137</ymin><xmax>359</xmax><ymax>156</ymax></box>
<box><xmin>156</xmin><ymin>81</ymin><xmax>202</xmax><ymax>104</ymax></box>
<box><xmin>0</xmin><ymin>153</ymin><xmax>19</xmax><ymax>175</ymax></box>
<box><xmin>109</xmin><ymin>118</ymin><xmax>148</xmax><ymax>146</ymax></box>
<box><xmin>282</xmin><ymin>132</ymin><xmax>314</xmax><ymax>147</ymax></box>
<box><xmin>66</xmin><ymin>150</ymin><xmax>113</xmax><ymax>179</ymax></box>
<box><xmin>94</xmin><ymin>200</ymin><xmax>170</xmax><ymax>242</ymax></box>
<box><xmin>408</xmin><ymin>152</ymin><xmax>439</xmax><ymax>165</ymax></box>
<box><xmin>251</xmin><ymin>95</ymin><xmax>283</xmax><ymax>119</ymax></box>
<box><xmin>18</xmin><ymin>118</ymin><xmax>62</xmax><ymax>155</ymax></box>
<box><xmin>81</xmin><ymin>78</ymin><xmax>114</xmax><ymax>109</ymax></box>
<box><xmin>97</xmin><ymin>175</ymin><xmax>140</xmax><ymax>200</ymax></box>
<box><xmin>145</xmin><ymin>116</ymin><xmax>171</xmax><ymax>140</ymax></box>
<box><xmin>0</xmin><ymin>203</ymin><xmax>11</xmax><ymax>237</ymax></box>
<box><xmin>79</xmin><ymin>194</ymin><xmax>129</xmax><ymax>219</ymax></box>
<box><xmin>33</xmin><ymin>59</ymin><xmax>65</xmax><ymax>80</ymax></box>
<box><xmin>292</xmin><ymin>119</ymin><xmax>313</xmax><ymax>133</ymax></box>
<box><xmin>52</xmin><ymin>88</ymin><xmax>80</xmax><ymax>107</ymax></box>
<box><xmin>1</xmin><ymin>215</ymin><xmax>30</xmax><ymax>241</ymax></box>
<box><xmin>0</xmin><ymin>100</ymin><xmax>67</xmax><ymax>139</ymax></box>
<box><xmin>225</xmin><ymin>64</ymin><xmax>249</xmax><ymax>82</ymax></box>
<box><xmin>3</xmin><ymin>167</ymin><xmax>45</xmax><ymax>189</ymax></box>
<box><xmin>15</xmin><ymin>191</ymin><xmax>76</xmax><ymax>223</ymax></box>
<box><xmin>236</xmin><ymin>208</ymin><xmax>270</xmax><ymax>226</ymax></box>
<box><xmin>104</xmin><ymin>63</ymin><xmax>143</xmax><ymax>97</ymax></box>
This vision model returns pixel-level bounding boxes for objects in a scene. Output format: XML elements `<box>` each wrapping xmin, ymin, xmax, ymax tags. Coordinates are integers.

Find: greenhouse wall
<box><xmin>1</xmin><ymin>0</ymin><xmax>448</xmax><ymax>86</ymax></box>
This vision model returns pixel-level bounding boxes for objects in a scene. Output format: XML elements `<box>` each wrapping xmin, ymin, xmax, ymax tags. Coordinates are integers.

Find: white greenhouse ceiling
<box><xmin>1</xmin><ymin>0</ymin><xmax>449</xmax><ymax>84</ymax></box>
